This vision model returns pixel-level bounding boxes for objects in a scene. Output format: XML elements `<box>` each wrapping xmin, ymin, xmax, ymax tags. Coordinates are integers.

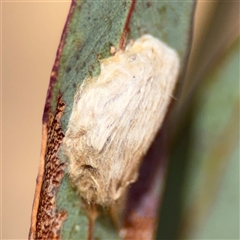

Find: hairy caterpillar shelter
<box><xmin>63</xmin><ymin>35</ymin><xmax>180</xmax><ymax>206</ymax></box>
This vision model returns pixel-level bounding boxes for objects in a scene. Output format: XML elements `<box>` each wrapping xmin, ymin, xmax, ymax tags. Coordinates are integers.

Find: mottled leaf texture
<box><xmin>29</xmin><ymin>1</ymin><xmax>195</xmax><ymax>239</ymax></box>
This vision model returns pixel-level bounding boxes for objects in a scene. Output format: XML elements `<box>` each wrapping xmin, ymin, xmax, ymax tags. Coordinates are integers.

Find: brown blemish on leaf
<box><xmin>121</xmin><ymin>212</ymin><xmax>155</xmax><ymax>240</ymax></box>
<box><xmin>29</xmin><ymin>122</ymin><xmax>48</xmax><ymax>239</ymax></box>
<box><xmin>29</xmin><ymin>1</ymin><xmax>77</xmax><ymax>237</ymax></box>
<box><xmin>29</xmin><ymin>96</ymin><xmax>67</xmax><ymax>240</ymax></box>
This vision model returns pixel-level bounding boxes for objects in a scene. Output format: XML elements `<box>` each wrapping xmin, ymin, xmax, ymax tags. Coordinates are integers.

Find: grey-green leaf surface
<box><xmin>45</xmin><ymin>1</ymin><xmax>195</xmax><ymax>239</ymax></box>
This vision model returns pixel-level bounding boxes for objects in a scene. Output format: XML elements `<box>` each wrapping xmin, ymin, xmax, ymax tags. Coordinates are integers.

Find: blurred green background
<box><xmin>158</xmin><ymin>1</ymin><xmax>239</xmax><ymax>239</ymax></box>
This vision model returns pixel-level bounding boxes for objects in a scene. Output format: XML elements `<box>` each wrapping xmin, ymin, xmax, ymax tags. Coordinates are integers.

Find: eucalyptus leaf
<box><xmin>32</xmin><ymin>1</ymin><xmax>195</xmax><ymax>239</ymax></box>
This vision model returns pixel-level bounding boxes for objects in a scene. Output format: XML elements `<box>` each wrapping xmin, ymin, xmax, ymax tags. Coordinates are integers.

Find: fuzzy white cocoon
<box><xmin>63</xmin><ymin>34</ymin><xmax>179</xmax><ymax>205</ymax></box>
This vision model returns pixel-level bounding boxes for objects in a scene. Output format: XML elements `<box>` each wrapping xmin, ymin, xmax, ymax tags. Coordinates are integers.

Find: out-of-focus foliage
<box><xmin>180</xmin><ymin>36</ymin><xmax>239</xmax><ymax>239</ymax></box>
<box><xmin>157</xmin><ymin>1</ymin><xmax>239</xmax><ymax>239</ymax></box>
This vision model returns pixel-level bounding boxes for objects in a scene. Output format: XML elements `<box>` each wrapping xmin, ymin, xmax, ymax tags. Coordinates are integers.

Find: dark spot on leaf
<box><xmin>146</xmin><ymin>2</ymin><xmax>152</xmax><ymax>8</ymax></box>
<box><xmin>66</xmin><ymin>67</ymin><xmax>71</xmax><ymax>73</ymax></box>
